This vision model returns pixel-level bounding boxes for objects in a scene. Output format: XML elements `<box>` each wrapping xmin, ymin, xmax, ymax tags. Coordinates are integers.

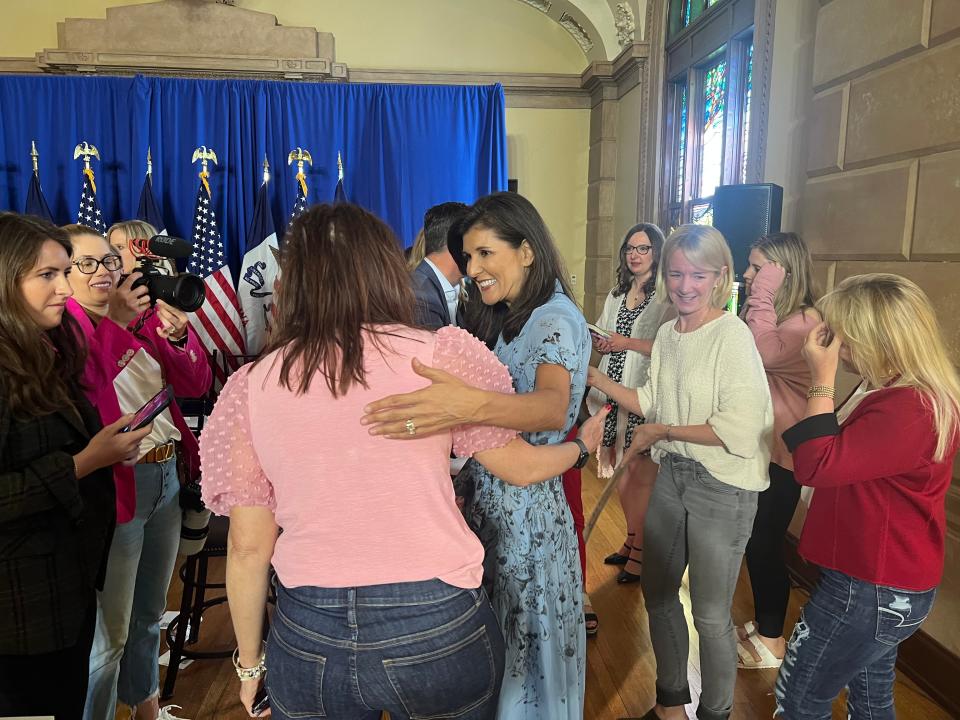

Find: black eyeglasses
<box><xmin>73</xmin><ymin>255</ymin><xmax>123</xmax><ymax>274</ymax></box>
<box><xmin>624</xmin><ymin>245</ymin><xmax>653</xmax><ymax>256</ymax></box>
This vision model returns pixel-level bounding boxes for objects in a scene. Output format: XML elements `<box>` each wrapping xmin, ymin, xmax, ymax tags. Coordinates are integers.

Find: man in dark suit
<box><xmin>412</xmin><ymin>202</ymin><xmax>467</xmax><ymax>329</ymax></box>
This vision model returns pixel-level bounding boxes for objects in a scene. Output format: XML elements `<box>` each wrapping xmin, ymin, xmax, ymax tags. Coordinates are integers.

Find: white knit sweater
<box><xmin>637</xmin><ymin>312</ymin><xmax>773</xmax><ymax>491</ymax></box>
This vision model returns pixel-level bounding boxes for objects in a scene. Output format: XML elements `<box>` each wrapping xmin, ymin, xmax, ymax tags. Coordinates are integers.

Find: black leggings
<box><xmin>744</xmin><ymin>463</ymin><xmax>802</xmax><ymax>639</ymax></box>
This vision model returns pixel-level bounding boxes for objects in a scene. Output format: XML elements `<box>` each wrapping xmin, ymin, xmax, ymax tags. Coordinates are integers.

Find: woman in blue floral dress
<box><xmin>363</xmin><ymin>193</ymin><xmax>591</xmax><ymax>719</ymax></box>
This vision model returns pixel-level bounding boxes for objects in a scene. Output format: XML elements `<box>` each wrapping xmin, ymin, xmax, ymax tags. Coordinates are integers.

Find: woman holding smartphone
<box><xmin>200</xmin><ymin>202</ymin><xmax>607</xmax><ymax>719</ymax></box>
<box><xmin>0</xmin><ymin>213</ymin><xmax>150</xmax><ymax>719</ymax></box>
<box><xmin>587</xmin><ymin>222</ymin><xmax>673</xmax><ymax>585</ymax></box>
<box><xmin>63</xmin><ymin>222</ymin><xmax>212</xmax><ymax>720</ymax></box>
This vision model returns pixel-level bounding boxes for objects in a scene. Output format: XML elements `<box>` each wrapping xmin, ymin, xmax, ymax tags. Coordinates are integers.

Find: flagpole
<box><xmin>30</xmin><ymin>141</ymin><xmax>39</xmax><ymax>176</ymax></box>
<box><xmin>263</xmin><ymin>154</ymin><xmax>270</xmax><ymax>185</ymax></box>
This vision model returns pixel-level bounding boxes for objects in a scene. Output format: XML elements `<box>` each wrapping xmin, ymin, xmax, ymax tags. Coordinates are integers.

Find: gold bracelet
<box><xmin>233</xmin><ymin>646</ymin><xmax>266</xmax><ymax>680</ymax></box>
<box><xmin>807</xmin><ymin>385</ymin><xmax>836</xmax><ymax>399</ymax></box>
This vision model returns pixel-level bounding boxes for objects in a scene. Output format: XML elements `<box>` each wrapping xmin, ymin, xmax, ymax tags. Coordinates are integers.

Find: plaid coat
<box><xmin>0</xmin><ymin>387</ymin><xmax>115</xmax><ymax>655</ymax></box>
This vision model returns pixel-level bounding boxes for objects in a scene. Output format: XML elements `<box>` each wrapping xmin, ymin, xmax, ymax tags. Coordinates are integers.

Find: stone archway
<box><xmin>513</xmin><ymin>0</ymin><xmax>644</xmax><ymax>62</ymax></box>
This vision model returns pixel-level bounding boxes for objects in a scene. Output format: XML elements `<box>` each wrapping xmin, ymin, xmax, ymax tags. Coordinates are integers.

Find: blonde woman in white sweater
<box><xmin>588</xmin><ymin>224</ymin><xmax>773</xmax><ymax>720</ymax></box>
<box><xmin>586</xmin><ymin>223</ymin><xmax>674</xmax><ymax>584</ymax></box>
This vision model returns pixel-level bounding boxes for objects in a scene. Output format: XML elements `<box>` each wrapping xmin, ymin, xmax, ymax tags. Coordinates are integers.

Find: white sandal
<box><xmin>736</xmin><ymin>620</ymin><xmax>758</xmax><ymax>640</ymax></box>
<box><xmin>737</xmin><ymin>634</ymin><xmax>784</xmax><ymax>670</ymax></box>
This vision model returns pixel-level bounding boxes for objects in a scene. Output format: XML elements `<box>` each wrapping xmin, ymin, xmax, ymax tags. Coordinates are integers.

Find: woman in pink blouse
<box><xmin>200</xmin><ymin>204</ymin><xmax>607</xmax><ymax>720</ymax></box>
<box><xmin>736</xmin><ymin>232</ymin><xmax>819</xmax><ymax>669</ymax></box>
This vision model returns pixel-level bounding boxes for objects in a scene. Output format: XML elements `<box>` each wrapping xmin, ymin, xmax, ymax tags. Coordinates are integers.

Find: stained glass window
<box><xmin>739</xmin><ymin>43</ymin><xmax>754</xmax><ymax>183</ymax></box>
<box><xmin>699</xmin><ymin>61</ymin><xmax>727</xmax><ymax>199</ymax></box>
<box><xmin>676</xmin><ymin>85</ymin><xmax>687</xmax><ymax>203</ymax></box>
<box><xmin>691</xmin><ymin>202</ymin><xmax>713</xmax><ymax>226</ymax></box>
<box><xmin>683</xmin><ymin>0</ymin><xmax>691</xmax><ymax>27</ymax></box>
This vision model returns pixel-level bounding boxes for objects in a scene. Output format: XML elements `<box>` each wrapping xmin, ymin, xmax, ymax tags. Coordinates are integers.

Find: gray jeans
<box><xmin>641</xmin><ymin>453</ymin><xmax>758</xmax><ymax>720</ymax></box>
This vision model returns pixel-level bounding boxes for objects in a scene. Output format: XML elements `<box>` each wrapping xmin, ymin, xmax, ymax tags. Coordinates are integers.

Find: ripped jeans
<box><xmin>774</xmin><ymin>568</ymin><xmax>936</xmax><ymax>720</ymax></box>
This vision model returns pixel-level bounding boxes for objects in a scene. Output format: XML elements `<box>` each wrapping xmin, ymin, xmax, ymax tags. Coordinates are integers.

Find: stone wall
<box><xmin>798</xmin><ymin>0</ymin><xmax>960</xmax><ymax>654</ymax></box>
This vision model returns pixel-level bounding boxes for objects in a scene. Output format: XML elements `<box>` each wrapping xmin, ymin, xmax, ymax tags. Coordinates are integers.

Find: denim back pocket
<box><xmin>383</xmin><ymin>624</ymin><xmax>497</xmax><ymax>719</ymax></box>
<box><xmin>875</xmin><ymin>586</ymin><xmax>937</xmax><ymax>646</ymax></box>
<box><xmin>265</xmin><ymin>625</ymin><xmax>328</xmax><ymax>718</ymax></box>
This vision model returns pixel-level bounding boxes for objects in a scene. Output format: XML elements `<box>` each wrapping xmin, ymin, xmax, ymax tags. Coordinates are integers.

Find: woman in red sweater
<box><xmin>775</xmin><ymin>274</ymin><xmax>960</xmax><ymax>720</ymax></box>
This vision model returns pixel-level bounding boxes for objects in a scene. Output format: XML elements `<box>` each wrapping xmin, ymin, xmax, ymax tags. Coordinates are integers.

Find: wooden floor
<box><xmin>158</xmin><ymin>461</ymin><xmax>950</xmax><ymax>719</ymax></box>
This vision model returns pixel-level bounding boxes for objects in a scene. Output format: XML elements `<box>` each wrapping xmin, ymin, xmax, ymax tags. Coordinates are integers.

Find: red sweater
<box><xmin>783</xmin><ymin>387</ymin><xmax>957</xmax><ymax>591</ymax></box>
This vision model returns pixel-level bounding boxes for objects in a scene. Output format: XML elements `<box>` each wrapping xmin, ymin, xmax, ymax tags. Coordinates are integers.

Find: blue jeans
<box><xmin>85</xmin><ymin>456</ymin><xmax>182</xmax><ymax>719</ymax></box>
<box><xmin>266</xmin><ymin>578</ymin><xmax>505</xmax><ymax>720</ymax></box>
<box><xmin>641</xmin><ymin>453</ymin><xmax>758</xmax><ymax>720</ymax></box>
<box><xmin>775</xmin><ymin>568</ymin><xmax>937</xmax><ymax>719</ymax></box>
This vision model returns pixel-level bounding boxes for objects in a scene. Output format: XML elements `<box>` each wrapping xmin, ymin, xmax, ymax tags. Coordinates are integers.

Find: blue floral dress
<box><xmin>460</xmin><ymin>286</ymin><xmax>591</xmax><ymax>720</ymax></box>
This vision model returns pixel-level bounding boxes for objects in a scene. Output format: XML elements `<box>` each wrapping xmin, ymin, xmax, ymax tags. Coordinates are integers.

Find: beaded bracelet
<box><xmin>807</xmin><ymin>385</ymin><xmax>836</xmax><ymax>399</ymax></box>
<box><xmin>233</xmin><ymin>646</ymin><xmax>266</xmax><ymax>680</ymax></box>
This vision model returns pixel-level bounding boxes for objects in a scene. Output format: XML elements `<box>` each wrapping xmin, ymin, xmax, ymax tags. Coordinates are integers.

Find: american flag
<box><xmin>289</xmin><ymin>179</ymin><xmax>308</xmax><ymax>223</ymax></box>
<box><xmin>186</xmin><ymin>177</ymin><xmax>246</xmax><ymax>385</ymax></box>
<box><xmin>77</xmin><ymin>170</ymin><xmax>107</xmax><ymax>234</ymax></box>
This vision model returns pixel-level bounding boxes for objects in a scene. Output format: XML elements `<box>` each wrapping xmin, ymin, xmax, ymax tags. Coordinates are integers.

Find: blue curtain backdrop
<box><xmin>0</xmin><ymin>74</ymin><xmax>507</xmax><ymax>275</ymax></box>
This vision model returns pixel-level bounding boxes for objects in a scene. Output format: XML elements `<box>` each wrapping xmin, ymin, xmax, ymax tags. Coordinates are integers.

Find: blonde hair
<box><xmin>406</xmin><ymin>228</ymin><xmax>427</xmax><ymax>271</ymax></box>
<box><xmin>752</xmin><ymin>232</ymin><xmax>818</xmax><ymax>321</ymax></box>
<box><xmin>107</xmin><ymin>219</ymin><xmax>158</xmax><ymax>244</ymax></box>
<box><xmin>106</xmin><ymin>220</ymin><xmax>176</xmax><ymax>275</ymax></box>
<box><xmin>656</xmin><ymin>224</ymin><xmax>733</xmax><ymax>309</ymax></box>
<box><xmin>818</xmin><ymin>273</ymin><xmax>960</xmax><ymax>462</ymax></box>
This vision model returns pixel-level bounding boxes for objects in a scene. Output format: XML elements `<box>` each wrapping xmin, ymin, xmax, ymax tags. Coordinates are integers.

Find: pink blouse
<box><xmin>199</xmin><ymin>325</ymin><xmax>516</xmax><ymax>589</ymax></box>
<box><xmin>743</xmin><ymin>263</ymin><xmax>818</xmax><ymax>470</ymax></box>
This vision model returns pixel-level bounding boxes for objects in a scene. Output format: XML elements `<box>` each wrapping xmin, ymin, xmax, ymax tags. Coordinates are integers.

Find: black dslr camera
<box><xmin>122</xmin><ymin>236</ymin><xmax>206</xmax><ymax>313</ymax></box>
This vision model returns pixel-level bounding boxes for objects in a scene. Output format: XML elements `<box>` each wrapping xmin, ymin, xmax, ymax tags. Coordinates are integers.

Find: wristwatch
<box><xmin>571</xmin><ymin>438</ymin><xmax>590</xmax><ymax>470</ymax></box>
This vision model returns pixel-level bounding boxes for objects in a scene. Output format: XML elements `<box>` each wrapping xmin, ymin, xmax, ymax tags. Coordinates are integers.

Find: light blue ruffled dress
<box><xmin>461</xmin><ymin>286</ymin><xmax>591</xmax><ymax>720</ymax></box>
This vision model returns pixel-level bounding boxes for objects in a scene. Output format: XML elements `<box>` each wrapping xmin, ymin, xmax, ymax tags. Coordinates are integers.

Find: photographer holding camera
<box><xmin>62</xmin><ymin>221</ymin><xmax>212</xmax><ymax>720</ymax></box>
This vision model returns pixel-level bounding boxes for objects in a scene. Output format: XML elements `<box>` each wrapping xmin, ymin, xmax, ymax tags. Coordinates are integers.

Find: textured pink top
<box><xmin>199</xmin><ymin>326</ymin><xmax>516</xmax><ymax>589</ymax></box>
<box><xmin>744</xmin><ymin>263</ymin><xmax>818</xmax><ymax>470</ymax></box>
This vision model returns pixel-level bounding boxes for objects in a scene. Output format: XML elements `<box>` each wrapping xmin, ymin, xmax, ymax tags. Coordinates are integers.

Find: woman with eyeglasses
<box><xmin>62</xmin><ymin>223</ymin><xmax>212</xmax><ymax>720</ymax></box>
<box><xmin>0</xmin><ymin>214</ymin><xmax>151</xmax><ymax>719</ymax></box>
<box><xmin>587</xmin><ymin>223</ymin><xmax>674</xmax><ymax>588</ymax></box>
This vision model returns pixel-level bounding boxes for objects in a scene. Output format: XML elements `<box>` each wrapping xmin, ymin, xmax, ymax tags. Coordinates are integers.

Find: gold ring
<box><xmin>405</xmin><ymin>419</ymin><xmax>416</xmax><ymax>436</ymax></box>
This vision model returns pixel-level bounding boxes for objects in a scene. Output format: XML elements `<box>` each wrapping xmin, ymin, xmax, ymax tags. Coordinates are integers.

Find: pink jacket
<box><xmin>743</xmin><ymin>264</ymin><xmax>818</xmax><ymax>470</ymax></box>
<box><xmin>67</xmin><ymin>299</ymin><xmax>212</xmax><ymax>523</ymax></box>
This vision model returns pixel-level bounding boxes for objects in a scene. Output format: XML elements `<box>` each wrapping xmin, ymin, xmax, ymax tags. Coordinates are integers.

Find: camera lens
<box><xmin>172</xmin><ymin>275</ymin><xmax>206</xmax><ymax>313</ymax></box>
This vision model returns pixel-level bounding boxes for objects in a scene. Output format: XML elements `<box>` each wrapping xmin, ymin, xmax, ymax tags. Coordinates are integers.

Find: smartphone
<box><xmin>251</xmin><ymin>685</ymin><xmax>271</xmax><ymax>716</ymax></box>
<box><xmin>122</xmin><ymin>385</ymin><xmax>174</xmax><ymax>433</ymax></box>
<box><xmin>586</xmin><ymin>323</ymin><xmax>612</xmax><ymax>339</ymax></box>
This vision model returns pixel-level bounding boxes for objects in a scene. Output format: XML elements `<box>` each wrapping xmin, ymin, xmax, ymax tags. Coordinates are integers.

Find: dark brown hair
<box><xmin>614</xmin><ymin>222</ymin><xmax>666</xmax><ymax>298</ymax></box>
<box><xmin>257</xmin><ymin>203</ymin><xmax>417</xmax><ymax>397</ymax></box>
<box><xmin>0</xmin><ymin>213</ymin><xmax>87</xmax><ymax>417</ymax></box>
<box><xmin>448</xmin><ymin>192</ymin><xmax>574</xmax><ymax>344</ymax></box>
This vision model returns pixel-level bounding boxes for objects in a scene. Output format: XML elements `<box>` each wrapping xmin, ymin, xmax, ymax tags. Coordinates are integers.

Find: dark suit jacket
<box><xmin>0</xmin><ymin>385</ymin><xmax>115</xmax><ymax>655</ymax></box>
<box><xmin>412</xmin><ymin>260</ymin><xmax>452</xmax><ymax>330</ymax></box>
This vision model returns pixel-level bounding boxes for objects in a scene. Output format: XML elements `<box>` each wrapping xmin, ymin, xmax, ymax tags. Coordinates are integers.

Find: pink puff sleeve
<box><xmin>199</xmin><ymin>366</ymin><xmax>276</xmax><ymax>516</ymax></box>
<box><xmin>432</xmin><ymin>326</ymin><xmax>518</xmax><ymax>457</ymax></box>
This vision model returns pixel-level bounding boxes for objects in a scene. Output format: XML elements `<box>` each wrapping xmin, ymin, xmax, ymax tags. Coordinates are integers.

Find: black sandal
<box><xmin>604</xmin><ymin>533</ymin><xmax>635</xmax><ymax>565</ymax></box>
<box><xmin>617</xmin><ymin>547</ymin><xmax>642</xmax><ymax>584</ymax></box>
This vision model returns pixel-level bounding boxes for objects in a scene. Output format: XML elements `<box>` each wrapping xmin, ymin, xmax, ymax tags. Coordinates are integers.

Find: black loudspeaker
<box><xmin>712</xmin><ymin>183</ymin><xmax>783</xmax><ymax>280</ymax></box>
